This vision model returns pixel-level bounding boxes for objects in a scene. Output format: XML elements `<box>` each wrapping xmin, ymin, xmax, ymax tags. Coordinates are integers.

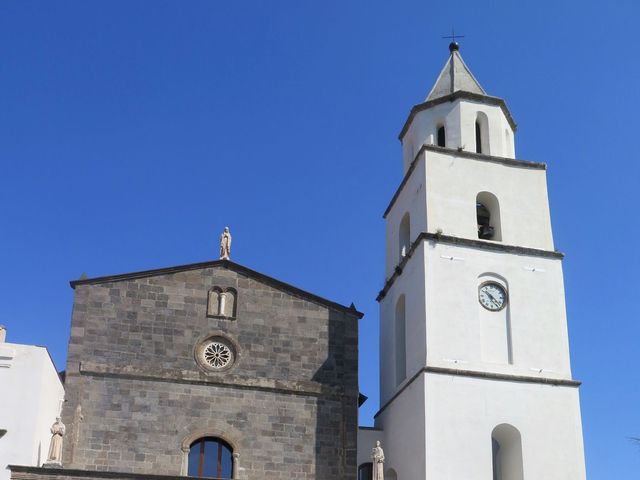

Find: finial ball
<box><xmin>449</xmin><ymin>41</ymin><xmax>459</xmax><ymax>53</ymax></box>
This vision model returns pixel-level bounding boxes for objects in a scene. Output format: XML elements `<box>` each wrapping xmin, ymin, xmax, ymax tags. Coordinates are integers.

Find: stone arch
<box><xmin>491</xmin><ymin>423</ymin><xmax>524</xmax><ymax>480</ymax></box>
<box><xmin>476</xmin><ymin>191</ymin><xmax>502</xmax><ymax>241</ymax></box>
<box><xmin>220</xmin><ymin>288</ymin><xmax>237</xmax><ymax>318</ymax></box>
<box><xmin>180</xmin><ymin>428</ymin><xmax>241</xmax><ymax>477</ymax></box>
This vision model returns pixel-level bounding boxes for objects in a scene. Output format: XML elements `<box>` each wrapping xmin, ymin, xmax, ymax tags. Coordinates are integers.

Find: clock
<box><xmin>478</xmin><ymin>282</ymin><xmax>507</xmax><ymax>311</ymax></box>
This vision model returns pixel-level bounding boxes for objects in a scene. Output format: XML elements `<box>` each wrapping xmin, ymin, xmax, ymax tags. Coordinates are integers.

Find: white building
<box><xmin>358</xmin><ymin>42</ymin><xmax>587</xmax><ymax>480</ymax></box>
<box><xmin>0</xmin><ymin>327</ymin><xmax>65</xmax><ymax>480</ymax></box>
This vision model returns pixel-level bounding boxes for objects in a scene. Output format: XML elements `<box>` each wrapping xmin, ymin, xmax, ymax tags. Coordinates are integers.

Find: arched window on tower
<box><xmin>437</xmin><ymin>124</ymin><xmax>446</xmax><ymax>147</ymax></box>
<box><xmin>187</xmin><ymin>437</ymin><xmax>234</xmax><ymax>479</ymax></box>
<box><xmin>504</xmin><ymin>128</ymin><xmax>514</xmax><ymax>158</ymax></box>
<box><xmin>491</xmin><ymin>424</ymin><xmax>524</xmax><ymax>480</ymax></box>
<box><xmin>399</xmin><ymin>212</ymin><xmax>411</xmax><ymax>261</ymax></box>
<box><xmin>475</xmin><ymin>111</ymin><xmax>490</xmax><ymax>154</ymax></box>
<box><xmin>395</xmin><ymin>295</ymin><xmax>407</xmax><ymax>385</ymax></box>
<box><xmin>476</xmin><ymin>192</ymin><xmax>502</xmax><ymax>241</ymax></box>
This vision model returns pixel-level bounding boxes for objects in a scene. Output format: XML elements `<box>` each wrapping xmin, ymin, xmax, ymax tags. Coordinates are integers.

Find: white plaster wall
<box><xmin>0</xmin><ymin>343</ymin><xmax>64</xmax><ymax>480</ymax></box>
<box><xmin>424</xmin><ymin>150</ymin><xmax>554</xmax><ymax>250</ymax></box>
<box><xmin>423</xmin><ymin>241</ymin><xmax>572</xmax><ymax>379</ymax></box>
<box><xmin>384</xmin><ymin>154</ymin><xmax>427</xmax><ymax>279</ymax></box>
<box><xmin>379</xmin><ymin>247</ymin><xmax>427</xmax><ymax>405</ymax></box>
<box><xmin>356</xmin><ymin>428</ymin><xmax>383</xmax><ymax>468</ymax></box>
<box><xmin>401</xmin><ymin>99</ymin><xmax>515</xmax><ymax>172</ymax></box>
<box><xmin>374</xmin><ymin>375</ymin><xmax>426</xmax><ymax>480</ymax></box>
<box><xmin>425</xmin><ymin>373</ymin><xmax>586</xmax><ymax>480</ymax></box>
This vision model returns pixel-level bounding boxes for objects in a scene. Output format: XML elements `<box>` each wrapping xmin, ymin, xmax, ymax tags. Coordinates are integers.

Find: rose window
<box><xmin>203</xmin><ymin>341</ymin><xmax>233</xmax><ymax>369</ymax></box>
<box><xmin>196</xmin><ymin>335</ymin><xmax>237</xmax><ymax>371</ymax></box>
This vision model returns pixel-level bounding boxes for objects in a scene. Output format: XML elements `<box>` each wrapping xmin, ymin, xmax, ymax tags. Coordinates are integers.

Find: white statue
<box><xmin>45</xmin><ymin>417</ymin><xmax>65</xmax><ymax>466</ymax></box>
<box><xmin>371</xmin><ymin>440</ymin><xmax>385</xmax><ymax>480</ymax></box>
<box><xmin>219</xmin><ymin>227</ymin><xmax>232</xmax><ymax>260</ymax></box>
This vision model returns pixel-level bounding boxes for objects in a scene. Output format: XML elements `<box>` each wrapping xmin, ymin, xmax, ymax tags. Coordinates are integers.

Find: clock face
<box><xmin>478</xmin><ymin>282</ymin><xmax>507</xmax><ymax>311</ymax></box>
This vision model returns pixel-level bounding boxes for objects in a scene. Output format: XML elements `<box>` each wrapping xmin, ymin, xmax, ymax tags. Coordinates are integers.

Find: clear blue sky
<box><xmin>1</xmin><ymin>1</ymin><xmax>638</xmax><ymax>477</ymax></box>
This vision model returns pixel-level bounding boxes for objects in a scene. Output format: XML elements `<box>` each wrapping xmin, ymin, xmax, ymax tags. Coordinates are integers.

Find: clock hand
<box><xmin>486</xmin><ymin>291</ymin><xmax>500</xmax><ymax>307</ymax></box>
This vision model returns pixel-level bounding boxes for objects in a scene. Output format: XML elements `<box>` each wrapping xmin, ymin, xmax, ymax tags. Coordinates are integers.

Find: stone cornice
<box><xmin>70</xmin><ymin>259</ymin><xmax>363</xmax><ymax>319</ymax></box>
<box><xmin>79</xmin><ymin>361</ymin><xmax>342</xmax><ymax>399</ymax></box>
<box><xmin>373</xmin><ymin>366</ymin><xmax>581</xmax><ymax>419</ymax></box>
<box><xmin>398</xmin><ymin>90</ymin><xmax>517</xmax><ymax>141</ymax></box>
<box><xmin>376</xmin><ymin>232</ymin><xmax>563</xmax><ymax>301</ymax></box>
<box><xmin>9</xmin><ymin>466</ymin><xmax>189</xmax><ymax>480</ymax></box>
<box><xmin>383</xmin><ymin>144</ymin><xmax>546</xmax><ymax>219</ymax></box>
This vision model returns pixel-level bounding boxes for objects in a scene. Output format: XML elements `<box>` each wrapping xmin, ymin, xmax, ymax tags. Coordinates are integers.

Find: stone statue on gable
<box><xmin>371</xmin><ymin>440</ymin><xmax>385</xmax><ymax>480</ymax></box>
<box><xmin>219</xmin><ymin>227</ymin><xmax>232</xmax><ymax>260</ymax></box>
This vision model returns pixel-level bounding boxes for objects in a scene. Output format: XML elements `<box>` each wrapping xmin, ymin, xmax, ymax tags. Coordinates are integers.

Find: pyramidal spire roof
<box><xmin>425</xmin><ymin>43</ymin><xmax>486</xmax><ymax>101</ymax></box>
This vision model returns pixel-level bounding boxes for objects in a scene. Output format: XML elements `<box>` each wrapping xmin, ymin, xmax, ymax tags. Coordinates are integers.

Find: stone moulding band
<box><xmin>78</xmin><ymin>361</ymin><xmax>342</xmax><ymax>399</ymax></box>
<box><xmin>376</xmin><ymin>232</ymin><xmax>564</xmax><ymax>301</ymax></box>
<box><xmin>383</xmin><ymin>143</ymin><xmax>546</xmax><ymax>219</ymax></box>
<box><xmin>9</xmin><ymin>465</ymin><xmax>198</xmax><ymax>480</ymax></box>
<box><xmin>373</xmin><ymin>366</ymin><xmax>582</xmax><ymax>420</ymax></box>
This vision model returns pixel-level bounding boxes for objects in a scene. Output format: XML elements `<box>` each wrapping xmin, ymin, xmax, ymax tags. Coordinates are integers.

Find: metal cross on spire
<box><xmin>442</xmin><ymin>28</ymin><xmax>464</xmax><ymax>52</ymax></box>
<box><xmin>442</xmin><ymin>28</ymin><xmax>464</xmax><ymax>43</ymax></box>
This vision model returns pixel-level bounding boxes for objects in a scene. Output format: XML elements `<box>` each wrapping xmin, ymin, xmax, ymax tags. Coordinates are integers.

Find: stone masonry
<box><xmin>12</xmin><ymin>260</ymin><xmax>361</xmax><ymax>480</ymax></box>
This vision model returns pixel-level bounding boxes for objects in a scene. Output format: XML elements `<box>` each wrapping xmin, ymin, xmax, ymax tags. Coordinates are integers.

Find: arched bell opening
<box><xmin>476</xmin><ymin>192</ymin><xmax>502</xmax><ymax>241</ymax></box>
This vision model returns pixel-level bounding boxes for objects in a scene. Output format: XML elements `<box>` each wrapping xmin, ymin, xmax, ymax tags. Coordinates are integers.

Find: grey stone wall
<box><xmin>57</xmin><ymin>263</ymin><xmax>359</xmax><ymax>480</ymax></box>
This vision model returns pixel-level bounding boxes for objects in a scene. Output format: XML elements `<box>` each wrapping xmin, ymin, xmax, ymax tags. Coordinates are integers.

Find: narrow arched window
<box><xmin>358</xmin><ymin>463</ymin><xmax>373</xmax><ymax>480</ymax></box>
<box><xmin>475</xmin><ymin>112</ymin><xmax>490</xmax><ymax>154</ymax></box>
<box><xmin>476</xmin><ymin>192</ymin><xmax>502</xmax><ymax>241</ymax></box>
<box><xmin>207</xmin><ymin>288</ymin><xmax>222</xmax><ymax>316</ymax></box>
<box><xmin>437</xmin><ymin>125</ymin><xmax>446</xmax><ymax>147</ymax></box>
<box><xmin>399</xmin><ymin>212</ymin><xmax>410</xmax><ymax>261</ymax></box>
<box><xmin>504</xmin><ymin>128</ymin><xmax>513</xmax><ymax>157</ymax></box>
<box><xmin>491</xmin><ymin>424</ymin><xmax>524</xmax><ymax>480</ymax></box>
<box><xmin>395</xmin><ymin>295</ymin><xmax>407</xmax><ymax>385</ymax></box>
<box><xmin>187</xmin><ymin>437</ymin><xmax>234</xmax><ymax>478</ymax></box>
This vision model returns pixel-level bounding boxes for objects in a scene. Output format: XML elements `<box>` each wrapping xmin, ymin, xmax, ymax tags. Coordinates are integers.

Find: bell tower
<box><xmin>373</xmin><ymin>43</ymin><xmax>587</xmax><ymax>479</ymax></box>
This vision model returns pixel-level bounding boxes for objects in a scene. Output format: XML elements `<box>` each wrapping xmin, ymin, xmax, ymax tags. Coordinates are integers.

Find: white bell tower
<box><xmin>373</xmin><ymin>42</ymin><xmax>587</xmax><ymax>479</ymax></box>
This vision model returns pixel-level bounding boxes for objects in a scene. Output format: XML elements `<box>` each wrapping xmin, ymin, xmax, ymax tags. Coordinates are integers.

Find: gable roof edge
<box><xmin>70</xmin><ymin>259</ymin><xmax>364</xmax><ymax>318</ymax></box>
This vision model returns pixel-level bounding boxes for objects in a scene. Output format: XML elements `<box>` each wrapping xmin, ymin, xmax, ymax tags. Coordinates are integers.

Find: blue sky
<box><xmin>1</xmin><ymin>1</ymin><xmax>639</xmax><ymax>477</ymax></box>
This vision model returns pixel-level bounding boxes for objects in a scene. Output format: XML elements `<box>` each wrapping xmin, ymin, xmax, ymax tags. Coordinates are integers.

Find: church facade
<box><xmin>11</xmin><ymin>260</ymin><xmax>361</xmax><ymax>480</ymax></box>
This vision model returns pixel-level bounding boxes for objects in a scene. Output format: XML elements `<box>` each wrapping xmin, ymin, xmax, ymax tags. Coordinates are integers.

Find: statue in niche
<box><xmin>44</xmin><ymin>417</ymin><xmax>65</xmax><ymax>467</ymax></box>
<box><xmin>371</xmin><ymin>440</ymin><xmax>385</xmax><ymax>480</ymax></box>
<box><xmin>219</xmin><ymin>227</ymin><xmax>232</xmax><ymax>260</ymax></box>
